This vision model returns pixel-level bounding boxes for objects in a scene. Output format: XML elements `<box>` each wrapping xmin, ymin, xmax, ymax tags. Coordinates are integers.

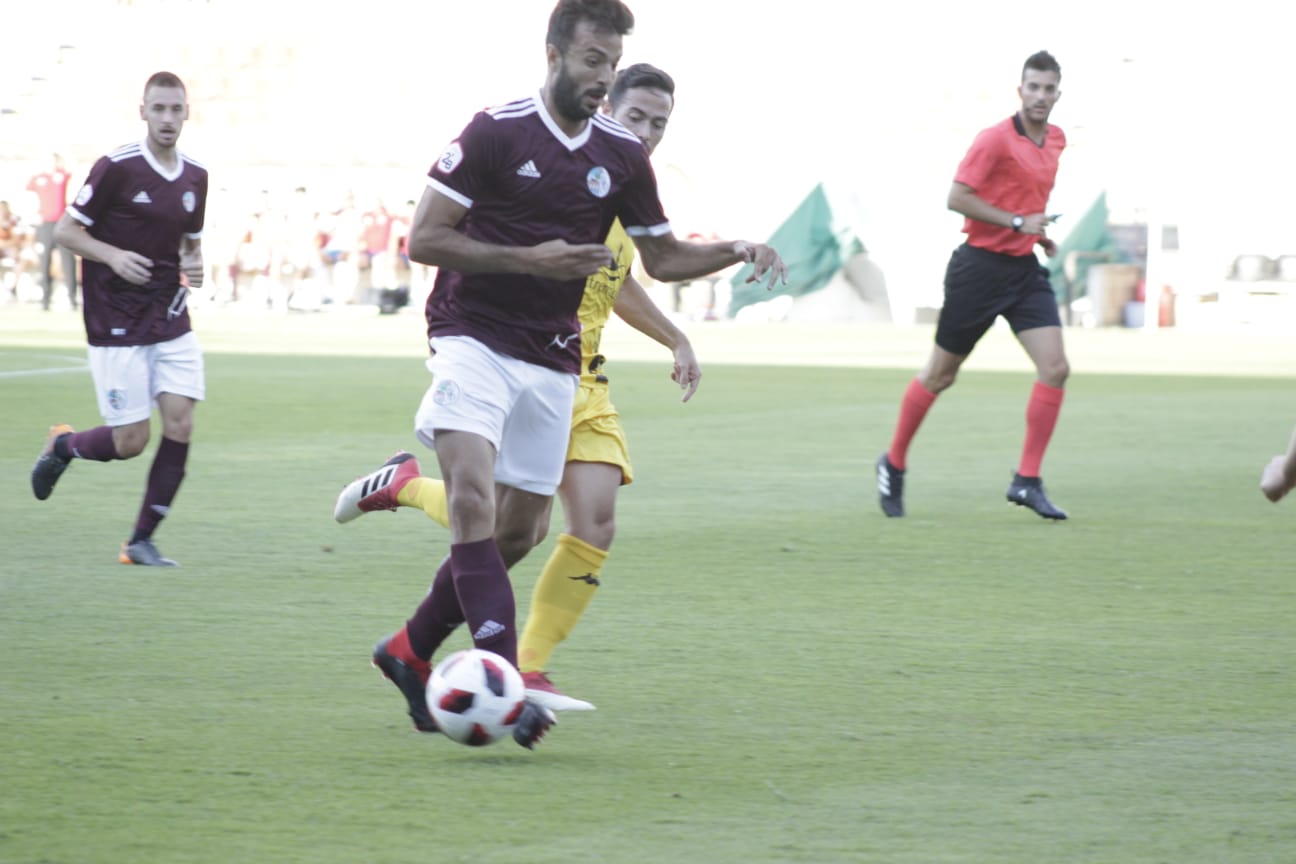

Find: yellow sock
<box><xmin>518</xmin><ymin>533</ymin><xmax>607</xmax><ymax>673</ymax></box>
<box><xmin>396</xmin><ymin>476</ymin><xmax>450</xmax><ymax>528</ymax></box>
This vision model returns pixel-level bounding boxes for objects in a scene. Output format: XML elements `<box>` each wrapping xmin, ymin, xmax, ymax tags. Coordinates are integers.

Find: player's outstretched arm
<box><xmin>407</xmin><ymin>188</ymin><xmax>611</xmax><ymax>281</ymax></box>
<box><xmin>613</xmin><ymin>276</ymin><xmax>700</xmax><ymax>402</ymax></box>
<box><xmin>633</xmin><ymin>232</ymin><xmax>788</xmax><ymax>290</ymax></box>
<box><xmin>1260</xmin><ymin>425</ymin><xmax>1296</xmax><ymax>503</ymax></box>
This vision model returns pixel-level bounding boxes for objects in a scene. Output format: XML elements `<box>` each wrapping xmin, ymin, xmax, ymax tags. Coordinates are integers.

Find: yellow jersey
<box><xmin>577</xmin><ymin>219</ymin><xmax>634</xmax><ymax>386</ymax></box>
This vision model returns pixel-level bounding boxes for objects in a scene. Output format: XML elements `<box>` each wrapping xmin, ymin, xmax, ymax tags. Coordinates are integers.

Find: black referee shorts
<box><xmin>934</xmin><ymin>243</ymin><xmax>1061</xmax><ymax>356</ymax></box>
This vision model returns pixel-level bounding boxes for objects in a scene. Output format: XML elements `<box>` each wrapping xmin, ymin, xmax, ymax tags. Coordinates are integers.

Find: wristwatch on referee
<box><xmin>1010</xmin><ymin>214</ymin><xmax>1024</xmax><ymax>232</ymax></box>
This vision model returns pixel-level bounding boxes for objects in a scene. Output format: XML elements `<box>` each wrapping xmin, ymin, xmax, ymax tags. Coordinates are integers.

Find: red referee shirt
<box><xmin>26</xmin><ymin>169</ymin><xmax>71</xmax><ymax>223</ymax></box>
<box><xmin>954</xmin><ymin>114</ymin><xmax>1065</xmax><ymax>256</ymax></box>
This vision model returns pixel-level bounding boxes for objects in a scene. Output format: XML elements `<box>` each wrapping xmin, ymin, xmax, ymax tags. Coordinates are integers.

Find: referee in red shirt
<box><xmin>878</xmin><ymin>50</ymin><xmax>1069</xmax><ymax>520</ymax></box>
<box><xmin>26</xmin><ymin>153</ymin><xmax>79</xmax><ymax>311</ymax></box>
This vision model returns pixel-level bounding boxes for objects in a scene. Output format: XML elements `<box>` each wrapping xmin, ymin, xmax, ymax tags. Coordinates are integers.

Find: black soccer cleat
<box><xmin>1006</xmin><ymin>473</ymin><xmax>1068</xmax><ymax>520</ymax></box>
<box><xmin>876</xmin><ymin>453</ymin><xmax>905</xmax><ymax>518</ymax></box>
<box><xmin>372</xmin><ymin>637</ymin><xmax>439</xmax><ymax>734</ymax></box>
<box><xmin>31</xmin><ymin>424</ymin><xmax>74</xmax><ymax>501</ymax></box>
<box><xmin>511</xmin><ymin>699</ymin><xmax>557</xmax><ymax>750</ymax></box>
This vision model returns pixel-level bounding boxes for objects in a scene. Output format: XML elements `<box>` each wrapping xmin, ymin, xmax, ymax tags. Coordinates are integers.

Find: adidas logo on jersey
<box><xmin>516</xmin><ymin>160</ymin><xmax>541</xmax><ymax>178</ymax></box>
<box><xmin>132</xmin><ymin>190</ymin><xmax>152</xmax><ymax>204</ymax></box>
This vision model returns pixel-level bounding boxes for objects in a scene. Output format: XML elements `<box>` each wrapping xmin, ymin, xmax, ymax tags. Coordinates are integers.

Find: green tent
<box><xmin>726</xmin><ymin>183</ymin><xmax>864</xmax><ymax>318</ymax></box>
<box><xmin>1046</xmin><ymin>190</ymin><xmax>1120</xmax><ymax>301</ymax></box>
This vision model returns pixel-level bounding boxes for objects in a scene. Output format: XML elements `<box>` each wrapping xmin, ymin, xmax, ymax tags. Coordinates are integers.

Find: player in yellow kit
<box><xmin>335</xmin><ymin>63</ymin><xmax>786</xmax><ymax>712</ymax></box>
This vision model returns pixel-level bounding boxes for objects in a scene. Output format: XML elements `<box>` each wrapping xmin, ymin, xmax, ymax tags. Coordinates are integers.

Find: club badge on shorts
<box><xmin>586</xmin><ymin>166</ymin><xmax>610</xmax><ymax>198</ymax></box>
<box><xmin>107</xmin><ymin>388</ymin><xmax>127</xmax><ymax>410</ymax></box>
<box><xmin>433</xmin><ymin>379</ymin><xmax>461</xmax><ymax>406</ymax></box>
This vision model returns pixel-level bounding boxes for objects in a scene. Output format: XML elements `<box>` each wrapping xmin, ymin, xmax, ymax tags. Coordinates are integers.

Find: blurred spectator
<box><xmin>319</xmin><ymin>191</ymin><xmax>360</xmax><ymax>304</ymax></box>
<box><xmin>1</xmin><ymin>200</ymin><xmax>27</xmax><ymax>302</ymax></box>
<box><xmin>357</xmin><ymin>196</ymin><xmax>392</xmax><ymax>303</ymax></box>
<box><xmin>27</xmin><ymin>153</ymin><xmax>79</xmax><ymax>310</ymax></box>
<box><xmin>233</xmin><ymin>192</ymin><xmax>276</xmax><ymax>306</ymax></box>
<box><xmin>0</xmin><ymin>200</ymin><xmax>18</xmax><ymax>251</ymax></box>
<box><xmin>282</xmin><ymin>185</ymin><xmax>325</xmax><ymax>309</ymax></box>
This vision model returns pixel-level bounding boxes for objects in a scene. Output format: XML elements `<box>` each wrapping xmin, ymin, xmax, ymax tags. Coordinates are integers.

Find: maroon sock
<box><xmin>130</xmin><ymin>437</ymin><xmax>187</xmax><ymax>543</ymax></box>
<box><xmin>450</xmin><ymin>538</ymin><xmax>517</xmax><ymax>666</ymax></box>
<box><xmin>406</xmin><ymin>558</ymin><xmax>462</xmax><ymax>661</ymax></box>
<box><xmin>62</xmin><ymin>425</ymin><xmax>120</xmax><ymax>462</ymax></box>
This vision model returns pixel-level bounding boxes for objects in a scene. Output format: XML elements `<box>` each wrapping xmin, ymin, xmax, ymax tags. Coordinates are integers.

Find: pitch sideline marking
<box><xmin>0</xmin><ymin>352</ymin><xmax>89</xmax><ymax>378</ymax></box>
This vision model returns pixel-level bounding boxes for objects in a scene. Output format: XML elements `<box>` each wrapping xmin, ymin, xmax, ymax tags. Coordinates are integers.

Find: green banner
<box><xmin>726</xmin><ymin>183</ymin><xmax>863</xmax><ymax>317</ymax></box>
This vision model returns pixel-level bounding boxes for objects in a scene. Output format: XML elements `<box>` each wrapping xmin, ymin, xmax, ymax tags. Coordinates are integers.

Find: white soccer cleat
<box><xmin>334</xmin><ymin>451</ymin><xmax>422</xmax><ymax>523</ymax></box>
<box><xmin>521</xmin><ymin>670</ymin><xmax>596</xmax><ymax>712</ymax></box>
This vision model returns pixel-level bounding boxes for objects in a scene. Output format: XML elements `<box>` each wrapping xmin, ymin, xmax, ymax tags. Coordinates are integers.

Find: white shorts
<box><xmin>88</xmin><ymin>331</ymin><xmax>205</xmax><ymax>426</ymax></box>
<box><xmin>414</xmin><ymin>335</ymin><xmax>577</xmax><ymax>496</ymax></box>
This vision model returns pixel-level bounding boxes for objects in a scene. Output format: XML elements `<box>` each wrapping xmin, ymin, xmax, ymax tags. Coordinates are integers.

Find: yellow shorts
<box><xmin>567</xmin><ymin>382</ymin><xmax>633</xmax><ymax>486</ymax></box>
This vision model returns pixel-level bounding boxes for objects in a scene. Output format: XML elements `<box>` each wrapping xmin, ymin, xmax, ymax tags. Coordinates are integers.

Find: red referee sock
<box><xmin>1018</xmin><ymin>381</ymin><xmax>1065</xmax><ymax>477</ymax></box>
<box><xmin>887</xmin><ymin>378</ymin><xmax>938</xmax><ymax>470</ymax></box>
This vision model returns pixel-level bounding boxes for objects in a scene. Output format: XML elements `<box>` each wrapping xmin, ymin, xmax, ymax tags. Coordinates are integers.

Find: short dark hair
<box><xmin>547</xmin><ymin>0</ymin><xmax>634</xmax><ymax>53</ymax></box>
<box><xmin>609</xmin><ymin>63</ymin><xmax>674</xmax><ymax>108</ymax></box>
<box><xmin>143</xmin><ymin>71</ymin><xmax>186</xmax><ymax>96</ymax></box>
<box><xmin>1022</xmin><ymin>50</ymin><xmax>1061</xmax><ymax>81</ymax></box>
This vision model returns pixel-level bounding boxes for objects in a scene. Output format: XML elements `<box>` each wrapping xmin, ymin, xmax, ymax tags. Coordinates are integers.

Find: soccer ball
<box><xmin>426</xmin><ymin>648</ymin><xmax>526</xmax><ymax>746</ymax></box>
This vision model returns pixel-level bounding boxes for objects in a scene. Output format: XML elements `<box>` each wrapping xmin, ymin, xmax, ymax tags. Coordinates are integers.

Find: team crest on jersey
<box><xmin>107</xmin><ymin>388</ymin><xmax>126</xmax><ymax>410</ymax></box>
<box><xmin>75</xmin><ymin>184</ymin><xmax>93</xmax><ymax>206</ymax></box>
<box><xmin>432</xmin><ymin>378</ymin><xmax>461</xmax><ymax>406</ymax></box>
<box><xmin>438</xmin><ymin>141</ymin><xmax>464</xmax><ymax>174</ymax></box>
<box><xmin>182</xmin><ymin>190</ymin><xmax>196</xmax><ymax>213</ymax></box>
<box><xmin>586</xmin><ymin>166</ymin><xmax>611</xmax><ymax>198</ymax></box>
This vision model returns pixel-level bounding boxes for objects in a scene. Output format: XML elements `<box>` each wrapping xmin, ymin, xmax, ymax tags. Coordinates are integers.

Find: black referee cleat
<box><xmin>876</xmin><ymin>453</ymin><xmax>905</xmax><ymax>518</ymax></box>
<box><xmin>1006</xmin><ymin>473</ymin><xmax>1067</xmax><ymax>520</ymax></box>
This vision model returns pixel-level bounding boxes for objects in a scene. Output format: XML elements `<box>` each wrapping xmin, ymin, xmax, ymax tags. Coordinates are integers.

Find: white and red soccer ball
<box><xmin>425</xmin><ymin>648</ymin><xmax>525</xmax><ymax>746</ymax></box>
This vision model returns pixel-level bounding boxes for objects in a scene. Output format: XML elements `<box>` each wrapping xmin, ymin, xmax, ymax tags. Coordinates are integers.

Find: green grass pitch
<box><xmin>1</xmin><ymin>315</ymin><xmax>1294</xmax><ymax>863</ymax></box>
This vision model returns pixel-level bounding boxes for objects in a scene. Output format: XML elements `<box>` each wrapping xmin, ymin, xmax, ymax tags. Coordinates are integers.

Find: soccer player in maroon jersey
<box><xmin>337</xmin><ymin>63</ymin><xmax>780</xmax><ymax>715</ymax></box>
<box><xmin>878</xmin><ymin>50</ymin><xmax>1070</xmax><ymax>520</ymax></box>
<box><xmin>355</xmin><ymin>0</ymin><xmax>785</xmax><ymax>748</ymax></box>
<box><xmin>30</xmin><ymin>71</ymin><xmax>209</xmax><ymax>567</ymax></box>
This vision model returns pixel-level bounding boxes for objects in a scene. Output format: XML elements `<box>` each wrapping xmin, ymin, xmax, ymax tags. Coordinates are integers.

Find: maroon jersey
<box><xmin>424</xmin><ymin>94</ymin><xmax>670</xmax><ymax>374</ymax></box>
<box><xmin>67</xmin><ymin>141</ymin><xmax>208</xmax><ymax>346</ymax></box>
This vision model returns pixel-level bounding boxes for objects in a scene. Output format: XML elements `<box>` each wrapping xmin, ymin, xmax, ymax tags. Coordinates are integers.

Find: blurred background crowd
<box><xmin>5</xmin><ymin>0</ymin><xmax>1296</xmax><ymax>329</ymax></box>
<box><xmin>3</xmin><ymin>160</ymin><xmax>432</xmax><ymax>314</ymax></box>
